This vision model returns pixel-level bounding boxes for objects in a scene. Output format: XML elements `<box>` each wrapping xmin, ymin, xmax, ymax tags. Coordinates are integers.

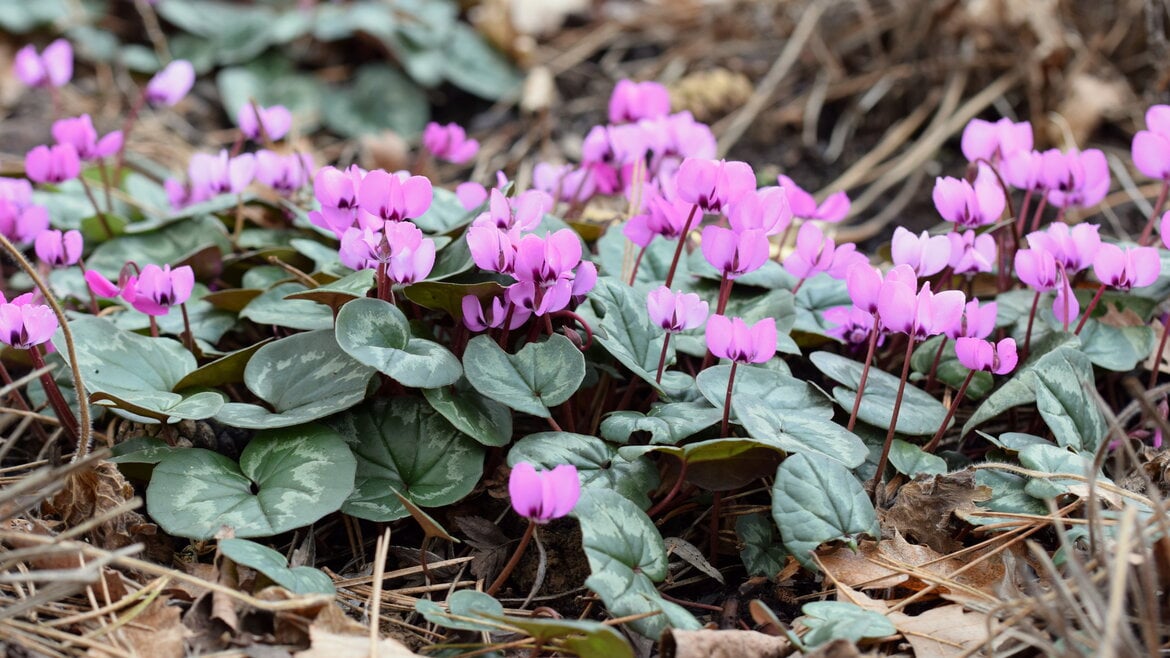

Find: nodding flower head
<box><xmin>646</xmin><ymin>286</ymin><xmax>709</xmax><ymax>333</ymax></box>
<box><xmin>508</xmin><ymin>462</ymin><xmax>581</xmax><ymax>524</ymax></box>
<box><xmin>955</xmin><ymin>337</ymin><xmax>1018</xmax><ymax>375</ymax></box>
<box><xmin>422</xmin><ymin>122</ymin><xmax>479</xmax><ymax>164</ymax></box>
<box><xmin>144</xmin><ymin>60</ymin><xmax>195</xmax><ymax>107</ymax></box>
<box><xmin>675</xmin><ymin>158</ymin><xmax>755</xmax><ymax>213</ymax></box>
<box><xmin>609</xmin><ymin>79</ymin><xmax>671</xmax><ymax>124</ymax></box>
<box><xmin>237</xmin><ymin>104</ymin><xmax>292</xmax><ymax>142</ymax></box>
<box><xmin>705</xmin><ymin>315</ymin><xmax>777</xmax><ymax>364</ymax></box>
<box><xmin>14</xmin><ymin>39</ymin><xmax>72</xmax><ymax>88</ymax></box>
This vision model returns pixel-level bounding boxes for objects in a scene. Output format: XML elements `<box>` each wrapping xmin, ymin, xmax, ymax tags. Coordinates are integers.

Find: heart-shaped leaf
<box><xmin>219</xmin><ymin>538</ymin><xmax>335</xmax><ymax>595</ymax></box>
<box><xmin>507</xmin><ymin>432</ymin><xmax>659</xmax><ymax>509</ymax></box>
<box><xmin>799</xmin><ymin>601</ymin><xmax>897</xmax><ymax>648</ymax></box>
<box><xmin>214</xmin><ymin>329</ymin><xmax>375</xmax><ymax>429</ymax></box>
<box><xmin>735</xmin><ymin>513</ymin><xmax>787</xmax><ymax>579</ymax></box>
<box><xmin>733</xmin><ymin>394</ymin><xmax>868</xmax><ymax>468</ymax></box>
<box><xmin>463</xmin><ymin>334</ymin><xmax>584</xmax><ymax>418</ymax></box>
<box><xmin>771</xmin><ymin>453</ymin><xmax>879</xmax><ymax>568</ymax></box>
<box><xmin>1032</xmin><ymin>349</ymin><xmax>1107</xmax><ymax>453</ymax></box>
<box><xmin>146</xmin><ymin>424</ymin><xmax>356</xmax><ymax>539</ymax></box>
<box><xmin>697</xmin><ymin>364</ymin><xmax>833</xmax><ymax>418</ymax></box>
<box><xmin>422</xmin><ymin>379</ymin><xmax>512</xmax><ymax>447</ymax></box>
<box><xmin>336</xmin><ymin>297</ymin><xmax>462</xmax><ymax>388</ymax></box>
<box><xmin>962</xmin><ymin>333</ymin><xmax>1081</xmax><ymax>436</ymax></box>
<box><xmin>888</xmin><ymin>439</ymin><xmax>948</xmax><ymax>477</ymax></box>
<box><xmin>811</xmin><ymin>351</ymin><xmax>948</xmax><ymax>435</ymax></box>
<box><xmin>573</xmin><ymin>489</ymin><xmax>700</xmax><ymax>638</ymax></box>
<box><xmin>239</xmin><ymin>282</ymin><xmax>335</xmax><ymax>331</ymax></box>
<box><xmin>331</xmin><ymin>398</ymin><xmax>484</xmax><ymax>521</ymax></box>
<box><xmin>578</xmin><ymin>277</ymin><xmax>682</xmax><ymax>395</ymax></box>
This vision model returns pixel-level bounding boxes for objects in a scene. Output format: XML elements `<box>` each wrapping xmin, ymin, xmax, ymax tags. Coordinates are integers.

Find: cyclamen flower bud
<box><xmin>422</xmin><ymin>122</ymin><xmax>479</xmax><ymax>164</ymax></box>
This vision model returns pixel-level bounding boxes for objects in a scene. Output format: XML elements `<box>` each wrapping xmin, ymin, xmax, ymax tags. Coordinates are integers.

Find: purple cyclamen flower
<box><xmin>646</xmin><ymin>286</ymin><xmax>709</xmax><ymax>333</ymax></box>
<box><xmin>846</xmin><ymin>263</ymin><xmax>917</xmax><ymax>315</ymax></box>
<box><xmin>825</xmin><ymin>305</ymin><xmax>880</xmax><ymax>347</ymax></box>
<box><xmin>51</xmin><ymin>115</ymin><xmax>122</xmax><ymax>162</ymax></box>
<box><xmin>947</xmin><ymin>230</ymin><xmax>996</xmax><ymax>275</ymax></box>
<box><xmin>826</xmin><ymin>242</ymin><xmax>870</xmax><ymax>280</ymax></box>
<box><xmin>237</xmin><ymin>104</ymin><xmax>292</xmax><ymax>142</ymax></box>
<box><xmin>14</xmin><ymin>39</ymin><xmax>72</xmax><ymax>88</ymax></box>
<box><xmin>701</xmin><ymin>226</ymin><xmax>769</xmax><ymax>279</ymax></box>
<box><xmin>777</xmin><ymin>175</ymin><xmax>850</xmax><ymax>223</ymax></box>
<box><xmin>955</xmin><ymin>337</ymin><xmax>1018</xmax><ymax>375</ymax></box>
<box><xmin>947</xmin><ymin>299</ymin><xmax>997</xmax><ymax>340</ymax></box>
<box><xmin>25</xmin><ymin>143</ymin><xmax>80</xmax><ymax>184</ymax></box>
<box><xmin>357</xmin><ymin>169</ymin><xmax>432</xmax><ymax>224</ymax></box>
<box><xmin>878</xmin><ymin>280</ymin><xmax>966</xmax><ymax>340</ymax></box>
<box><xmin>1014</xmin><ymin>248</ymin><xmax>1060</xmax><ymax>291</ymax></box>
<box><xmin>1045</xmin><ymin>149</ymin><xmax>1110</xmax><ymax>209</ymax></box>
<box><xmin>623</xmin><ymin>185</ymin><xmax>694</xmax><ymax>247</ymax></box>
<box><xmin>0</xmin><ymin>302</ymin><xmax>57</xmax><ymax>349</ymax></box>
<box><xmin>1134</xmin><ymin>105</ymin><xmax>1170</xmax><ymax>180</ymax></box>
<box><xmin>676</xmin><ymin>158</ymin><xmax>755</xmax><ymax>213</ymax></box>
<box><xmin>1025</xmin><ymin>222</ymin><xmax>1101</xmax><ymax>274</ymax></box>
<box><xmin>890</xmin><ymin>226</ymin><xmax>951</xmax><ymax>277</ymax></box>
<box><xmin>509</xmin><ymin>462</ymin><xmax>581</xmax><ymax>524</ymax></box>
<box><xmin>507</xmin><ymin>229</ymin><xmax>584</xmax><ymax>316</ymax></box>
<box><xmin>339</xmin><ymin>222</ymin><xmax>435</xmax><ymax>284</ymax></box>
<box><xmin>455</xmin><ymin>181</ymin><xmax>489</xmax><ymax>210</ymax></box>
<box><xmin>474</xmin><ymin>188</ymin><xmax>548</xmax><ymax>235</ymax></box>
<box><xmin>0</xmin><ymin>178</ymin><xmax>49</xmax><ymax>243</ymax></box>
<box><xmin>727</xmin><ymin>186</ymin><xmax>792</xmax><ymax>236</ymax></box>
<box><xmin>144</xmin><ymin>60</ymin><xmax>195</xmax><ymax>107</ymax></box>
<box><xmin>1093</xmin><ymin>244</ymin><xmax>1161</xmax><ymax>291</ymax></box>
<box><xmin>960</xmin><ymin>117</ymin><xmax>1033</xmax><ymax>163</ymax></box>
<box><xmin>34</xmin><ymin>229</ymin><xmax>82</xmax><ymax>268</ymax></box>
<box><xmin>532</xmin><ymin>162</ymin><xmax>595</xmax><ymax>204</ymax></box>
<box><xmin>422</xmin><ymin>122</ymin><xmax>479</xmax><ymax>164</ymax></box>
<box><xmin>609</xmin><ymin>80</ymin><xmax>671</xmax><ymax>124</ymax></box>
<box><xmin>706</xmin><ymin>315</ymin><xmax>777</xmax><ymax>364</ymax></box>
<box><xmin>783</xmin><ymin>222</ymin><xmax>836</xmax><ymax>279</ymax></box>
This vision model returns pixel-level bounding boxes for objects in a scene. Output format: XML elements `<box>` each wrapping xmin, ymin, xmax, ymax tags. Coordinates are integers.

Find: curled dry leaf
<box><xmin>660</xmin><ymin>628</ymin><xmax>791</xmax><ymax>658</ymax></box>
<box><xmin>882</xmin><ymin>469</ymin><xmax>990</xmax><ymax>554</ymax></box>
<box><xmin>819</xmin><ymin>532</ymin><xmax>1006</xmax><ymax>597</ymax></box>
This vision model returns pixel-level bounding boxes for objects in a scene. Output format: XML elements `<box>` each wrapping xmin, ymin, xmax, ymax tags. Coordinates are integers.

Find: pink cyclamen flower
<box><xmin>890</xmin><ymin>226</ymin><xmax>951</xmax><ymax>277</ymax></box>
<box><xmin>1014</xmin><ymin>248</ymin><xmax>1060</xmax><ymax>291</ymax></box>
<box><xmin>623</xmin><ymin>186</ymin><xmax>694</xmax><ymax>247</ymax></box>
<box><xmin>144</xmin><ymin>60</ymin><xmax>195</xmax><ymax>106</ymax></box>
<box><xmin>947</xmin><ymin>299</ymin><xmax>997</xmax><ymax>340</ymax></box>
<box><xmin>845</xmin><ymin>263</ymin><xmax>917</xmax><ymax>316</ymax></box>
<box><xmin>646</xmin><ymin>286</ymin><xmax>709</xmax><ymax>333</ymax></box>
<box><xmin>825</xmin><ymin>305</ymin><xmax>879</xmax><ymax>346</ymax></box>
<box><xmin>878</xmin><ymin>280</ymin><xmax>966</xmax><ymax>340</ymax></box>
<box><xmin>237</xmin><ymin>104</ymin><xmax>293</xmax><ymax>142</ymax></box>
<box><xmin>462</xmin><ymin>294</ymin><xmax>531</xmax><ymax>332</ymax></box>
<box><xmin>776</xmin><ymin>175</ymin><xmax>850</xmax><ymax>222</ymax></box>
<box><xmin>1133</xmin><ymin>105</ymin><xmax>1170</xmax><ymax>180</ymax></box>
<box><xmin>947</xmin><ymin>230</ymin><xmax>996</xmax><ymax>275</ymax></box>
<box><xmin>961</xmin><ymin>117</ymin><xmax>1033</xmax><ymax>163</ymax></box>
<box><xmin>727</xmin><ymin>186</ymin><xmax>792</xmax><ymax>236</ymax></box>
<box><xmin>1161</xmin><ymin>210</ymin><xmax>1170</xmax><ymax>250</ymax></box>
<box><xmin>701</xmin><ymin>226</ymin><xmax>769</xmax><ymax>279</ymax></box>
<box><xmin>0</xmin><ymin>302</ymin><xmax>58</xmax><ymax>349</ymax></box>
<box><xmin>14</xmin><ymin>39</ymin><xmax>72</xmax><ymax>88</ymax></box>
<box><xmin>1025</xmin><ymin>222</ymin><xmax>1100</xmax><ymax>274</ymax></box>
<box><xmin>455</xmin><ymin>181</ymin><xmax>489</xmax><ymax>210</ymax></box>
<box><xmin>339</xmin><ymin>222</ymin><xmax>435</xmax><ymax>284</ymax></box>
<box><xmin>509</xmin><ymin>462</ymin><xmax>581</xmax><ymax>524</ymax></box>
<box><xmin>422</xmin><ymin>122</ymin><xmax>479</xmax><ymax>164</ymax></box>
<box><xmin>955</xmin><ymin>337</ymin><xmax>1018</xmax><ymax>375</ymax></box>
<box><xmin>932</xmin><ymin>172</ymin><xmax>1005</xmax><ymax>227</ymax></box>
<box><xmin>357</xmin><ymin>169</ymin><xmax>432</xmax><ymax>224</ymax></box>
<box><xmin>706</xmin><ymin>315</ymin><xmax>777</xmax><ymax>364</ymax></box>
<box><xmin>25</xmin><ymin>143</ymin><xmax>80</xmax><ymax>184</ymax></box>
<box><xmin>52</xmin><ymin>115</ymin><xmax>122</xmax><ymax>162</ymax></box>
<box><xmin>1046</xmin><ymin>149</ymin><xmax>1109</xmax><ymax>209</ymax></box>
<box><xmin>0</xmin><ymin>178</ymin><xmax>50</xmax><ymax>243</ymax></box>
<box><xmin>609</xmin><ymin>79</ymin><xmax>672</xmax><ymax>124</ymax></box>
<box><xmin>827</xmin><ymin>242</ymin><xmax>869</xmax><ymax>280</ymax></box>
<box><xmin>676</xmin><ymin>158</ymin><xmax>756</xmax><ymax>213</ymax></box>
<box><xmin>188</xmin><ymin>150</ymin><xmax>255</xmax><ymax>202</ymax></box>
<box><xmin>783</xmin><ymin>222</ymin><xmax>836</xmax><ymax>279</ymax></box>
<box><xmin>34</xmin><ymin>229</ymin><xmax>82</xmax><ymax>268</ymax></box>
<box><xmin>1093</xmin><ymin>243</ymin><xmax>1161</xmax><ymax>291</ymax></box>
<box><xmin>254</xmin><ymin>150</ymin><xmax>314</xmax><ymax>195</ymax></box>
<box><xmin>121</xmin><ymin>264</ymin><xmax>195</xmax><ymax>316</ymax></box>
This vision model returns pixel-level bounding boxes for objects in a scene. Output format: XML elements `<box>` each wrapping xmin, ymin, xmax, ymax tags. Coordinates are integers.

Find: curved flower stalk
<box><xmin>923</xmin><ymin>337</ymin><xmax>1018</xmax><ymax>453</ymax></box>
<box><xmin>488</xmin><ymin>463</ymin><xmax>580</xmax><ymax>597</ymax></box>
<box><xmin>706</xmin><ymin>315</ymin><xmax>777</xmax><ymax>437</ymax></box>
<box><xmin>647</xmin><ymin>286</ymin><xmax>709</xmax><ymax>383</ymax></box>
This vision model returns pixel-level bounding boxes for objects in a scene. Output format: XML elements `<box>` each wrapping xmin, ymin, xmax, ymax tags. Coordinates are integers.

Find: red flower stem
<box><xmin>497</xmin><ymin>302</ymin><xmax>516</xmax><ymax>348</ymax></box>
<box><xmin>1022</xmin><ymin>290</ymin><xmax>1041</xmax><ymax>360</ymax></box>
<box><xmin>790</xmin><ymin>276</ymin><xmax>806</xmax><ymax>296</ymax></box>
<box><xmin>1150</xmin><ymin>312</ymin><xmax>1170</xmax><ymax>390</ymax></box>
<box><xmin>148</xmin><ymin>316</ymin><xmax>159</xmax><ymax>338</ymax></box>
<box><xmin>715</xmin><ymin>274</ymin><xmax>733</xmax><ymax>316</ymax></box>
<box><xmin>1138</xmin><ymin>178</ymin><xmax>1170</xmax><ymax>246</ymax></box>
<box><xmin>97</xmin><ymin>160</ymin><xmax>115</xmax><ymax>217</ymax></box>
<box><xmin>486</xmin><ymin>520</ymin><xmax>537</xmax><ymax>596</ymax></box>
<box><xmin>628</xmin><ymin>245</ymin><xmax>647</xmax><ymax>286</ymax></box>
<box><xmin>27</xmin><ymin>346</ymin><xmax>80</xmax><ymax>444</ymax></box>
<box><xmin>647</xmin><ymin>456</ymin><xmax>689</xmax><ymax>517</ymax></box>
<box><xmin>179</xmin><ymin>302</ymin><xmax>195</xmax><ymax>354</ymax></box>
<box><xmin>720</xmin><ymin>361</ymin><xmax>738</xmax><ymax>437</ymax></box>
<box><xmin>113</xmin><ymin>92</ymin><xmax>146</xmax><ymax>181</ymax></box>
<box><xmin>1028</xmin><ymin>194</ymin><xmax>1048</xmax><ymax>233</ymax></box>
<box><xmin>868</xmin><ymin>336</ymin><xmax>917</xmax><ymax>502</ymax></box>
<box><xmin>375</xmin><ymin>262</ymin><xmax>388</xmax><ymax>302</ymax></box>
<box><xmin>77</xmin><ymin>175</ymin><xmax>114</xmax><ymax>239</ymax></box>
<box><xmin>923</xmin><ymin>368</ymin><xmax>975</xmax><ymax>453</ymax></box>
<box><xmin>1015</xmin><ymin>189</ymin><xmax>1033</xmax><ymax>234</ymax></box>
<box><xmin>847</xmin><ymin>312</ymin><xmax>881</xmax><ymax>431</ymax></box>
<box><xmin>552</xmin><ymin>310</ymin><xmax>595</xmax><ymax>350</ymax></box>
<box><xmin>655</xmin><ymin>332</ymin><xmax>672</xmax><ymax>384</ymax></box>
<box><xmin>664</xmin><ymin>204</ymin><xmax>701</xmax><ymax>289</ymax></box>
<box><xmin>1073</xmin><ymin>283</ymin><xmax>1106</xmax><ymax>335</ymax></box>
<box><xmin>924</xmin><ymin>336</ymin><xmax>948</xmax><ymax>390</ymax></box>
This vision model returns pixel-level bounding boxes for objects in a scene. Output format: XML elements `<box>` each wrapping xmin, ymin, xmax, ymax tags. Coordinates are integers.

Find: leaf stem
<box><xmin>487</xmin><ymin>519</ymin><xmax>536</xmax><ymax>596</ymax></box>
<box><xmin>1139</xmin><ymin>178</ymin><xmax>1170</xmax><ymax>246</ymax></box>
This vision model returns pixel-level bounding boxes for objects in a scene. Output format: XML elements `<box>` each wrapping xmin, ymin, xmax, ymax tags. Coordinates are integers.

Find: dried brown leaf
<box><xmin>295</xmin><ymin>627</ymin><xmax>421</xmax><ymax>658</ymax></box>
<box><xmin>662</xmin><ymin>628</ymin><xmax>791</xmax><ymax>658</ymax></box>
<box><xmin>883</xmin><ymin>470</ymin><xmax>990</xmax><ymax>554</ymax></box>
<box><xmin>96</xmin><ymin>596</ymin><xmax>187</xmax><ymax>658</ymax></box>
<box><xmin>889</xmin><ymin>604</ymin><xmax>992</xmax><ymax>657</ymax></box>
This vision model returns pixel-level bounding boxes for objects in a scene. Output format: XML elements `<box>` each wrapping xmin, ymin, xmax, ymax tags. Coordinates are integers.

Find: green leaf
<box><xmin>412</xmin><ymin>186</ymin><xmax>476</xmax><ymax>234</ymax></box>
<box><xmin>219</xmin><ymin>538</ymin><xmax>335</xmax><ymax>595</ymax></box>
<box><xmin>600</xmin><ymin>401</ymin><xmax>722</xmax><ymax>445</ymax></box>
<box><xmin>792</xmin><ymin>274</ymin><xmax>852</xmax><ymax>338</ymax></box>
<box><xmin>1078</xmin><ymin>320</ymin><xmax>1155</xmax><ymax>372</ymax></box>
<box><xmin>621</xmin><ymin>438</ymin><xmax>785</xmax><ymax>491</ymax></box>
<box><xmin>573</xmin><ymin>489</ymin><xmax>701</xmax><ymax>638</ymax></box>
<box><xmin>735</xmin><ymin>513</ymin><xmax>787</xmax><ymax>578</ymax></box>
<box><xmin>109</xmin><ymin>437</ymin><xmax>175</xmax><ymax>465</ymax></box>
<box><xmin>962</xmin><ymin>333</ymin><xmax>1081</xmax><ymax>436</ymax></box>
<box><xmin>214</xmin><ymin>330</ymin><xmax>375</xmax><ymax>429</ymax></box>
<box><xmin>422</xmin><ymin>379</ymin><xmax>512</xmax><ymax>447</ymax></box>
<box><xmin>415</xmin><ymin>590</ymin><xmax>505</xmax><ymax>632</ymax></box>
<box><xmin>733</xmin><ymin>394</ymin><xmax>868</xmax><ymax>468</ymax></box>
<box><xmin>86</xmin><ymin>215</ymin><xmax>230</xmax><ymax>280</ymax></box>
<box><xmin>967</xmin><ymin>468</ymin><xmax>1048</xmax><ymax>523</ymax></box>
<box><xmin>463</xmin><ymin>334</ymin><xmax>584</xmax><ymax>418</ymax></box>
<box><xmin>239</xmin><ymin>282</ymin><xmax>335</xmax><ymax>331</ymax></box>
<box><xmin>811</xmin><ymin>351</ymin><xmax>949</xmax><ymax>435</ymax></box>
<box><xmin>910</xmin><ymin>336</ymin><xmax>992</xmax><ymax>400</ymax></box>
<box><xmin>498</xmin><ymin>616</ymin><xmax>634</xmax><ymax>658</ymax></box>
<box><xmin>508</xmin><ymin>432</ymin><xmax>659</xmax><ymax>510</ymax></box>
<box><xmin>1032</xmin><ymin>349</ymin><xmax>1107</xmax><ymax>452</ymax></box>
<box><xmin>146</xmin><ymin>424</ymin><xmax>356</xmax><ymax>539</ymax></box>
<box><xmin>284</xmin><ymin>269</ymin><xmax>375</xmax><ymax>313</ymax></box>
<box><xmin>888</xmin><ymin>439</ymin><xmax>948</xmax><ymax>477</ymax></box>
<box><xmin>697</xmin><ymin>364</ymin><xmax>833</xmax><ymax>418</ymax></box>
<box><xmin>771</xmin><ymin>453</ymin><xmax>879</xmax><ymax>568</ymax></box>
<box><xmin>335</xmin><ymin>298</ymin><xmax>462</xmax><ymax>388</ymax></box>
<box><xmin>442</xmin><ymin>23</ymin><xmax>522</xmax><ymax>99</ymax></box>
<box><xmin>331</xmin><ymin>398</ymin><xmax>484</xmax><ymax>521</ymax></box>
<box><xmin>799</xmin><ymin>601</ymin><xmax>896</xmax><ymax>648</ymax></box>
<box><xmin>322</xmin><ymin>64</ymin><xmax>428</xmax><ymax>138</ymax></box>
<box><xmin>0</xmin><ymin>0</ymin><xmax>67</xmax><ymax>32</ymax></box>
<box><xmin>1018</xmin><ymin>444</ymin><xmax>1106</xmax><ymax>499</ymax></box>
<box><xmin>174</xmin><ymin>340</ymin><xmax>272</xmax><ymax>392</ymax></box>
